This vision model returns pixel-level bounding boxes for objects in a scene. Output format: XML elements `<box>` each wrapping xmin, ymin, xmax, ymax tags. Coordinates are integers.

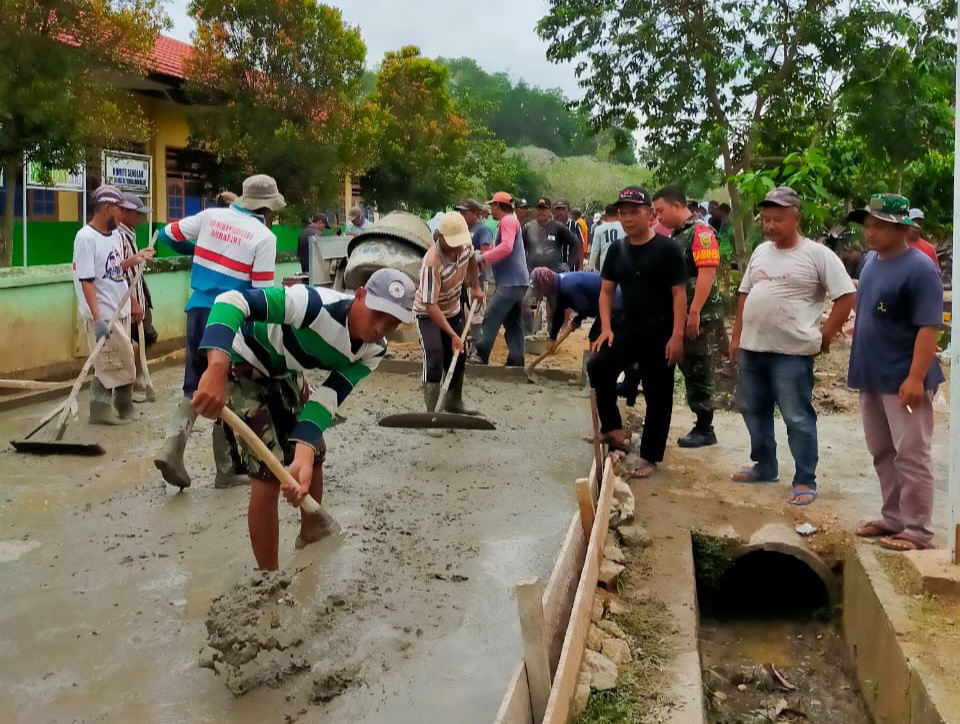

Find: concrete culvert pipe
<box><xmin>704</xmin><ymin>523</ymin><xmax>840</xmax><ymax>619</ymax></box>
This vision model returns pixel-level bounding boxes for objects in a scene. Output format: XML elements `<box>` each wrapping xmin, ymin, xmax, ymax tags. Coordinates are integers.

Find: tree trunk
<box><xmin>726</xmin><ymin>179</ymin><xmax>750</xmax><ymax>271</ymax></box>
<box><xmin>0</xmin><ymin>157</ymin><xmax>18</xmax><ymax>267</ymax></box>
<box><xmin>895</xmin><ymin>165</ymin><xmax>904</xmax><ymax>194</ymax></box>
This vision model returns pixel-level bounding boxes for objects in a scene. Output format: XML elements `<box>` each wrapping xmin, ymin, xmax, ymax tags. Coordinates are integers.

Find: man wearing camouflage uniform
<box><xmin>653</xmin><ymin>186</ymin><xmax>724</xmax><ymax>447</ymax></box>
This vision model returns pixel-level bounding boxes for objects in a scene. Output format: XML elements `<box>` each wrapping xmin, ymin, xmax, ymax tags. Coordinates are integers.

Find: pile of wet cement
<box><xmin>200</xmin><ymin>571</ymin><xmax>311</xmax><ymax>695</ymax></box>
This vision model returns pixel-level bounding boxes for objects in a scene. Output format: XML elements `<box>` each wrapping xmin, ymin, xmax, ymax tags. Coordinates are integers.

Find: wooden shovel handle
<box><xmin>527</xmin><ymin>322</ymin><xmax>575</xmax><ymax>374</ymax></box>
<box><xmin>436</xmin><ymin>299</ymin><xmax>479</xmax><ymax>412</ymax></box>
<box><xmin>219</xmin><ymin>406</ymin><xmax>321</xmax><ymax>515</ymax></box>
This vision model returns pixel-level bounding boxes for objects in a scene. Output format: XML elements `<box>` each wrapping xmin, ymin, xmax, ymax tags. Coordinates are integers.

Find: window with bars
<box><xmin>167</xmin><ymin>179</ymin><xmax>186</xmax><ymax>220</ymax></box>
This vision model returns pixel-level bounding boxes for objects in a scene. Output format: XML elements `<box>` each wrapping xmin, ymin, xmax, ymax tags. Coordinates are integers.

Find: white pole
<box><xmin>21</xmin><ymin>161</ymin><xmax>27</xmax><ymax>267</ymax></box>
<box><xmin>950</xmin><ymin>4</ymin><xmax>960</xmax><ymax>564</ymax></box>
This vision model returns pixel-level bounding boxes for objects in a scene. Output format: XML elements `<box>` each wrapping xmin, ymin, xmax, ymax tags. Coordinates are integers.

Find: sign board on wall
<box><xmin>102</xmin><ymin>151</ymin><xmax>151</xmax><ymax>193</ymax></box>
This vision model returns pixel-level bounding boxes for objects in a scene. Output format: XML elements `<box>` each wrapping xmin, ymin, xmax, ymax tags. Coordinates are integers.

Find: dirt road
<box><xmin>0</xmin><ymin>367</ymin><xmax>588</xmax><ymax>724</ymax></box>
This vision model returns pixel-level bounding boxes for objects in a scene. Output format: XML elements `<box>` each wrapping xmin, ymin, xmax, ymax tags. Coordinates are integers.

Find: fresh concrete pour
<box><xmin>0</xmin><ymin>366</ymin><xmax>589</xmax><ymax>724</ymax></box>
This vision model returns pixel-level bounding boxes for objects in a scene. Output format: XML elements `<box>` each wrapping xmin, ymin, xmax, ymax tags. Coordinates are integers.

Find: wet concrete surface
<box><xmin>0</xmin><ymin>367</ymin><xmax>588</xmax><ymax>724</ymax></box>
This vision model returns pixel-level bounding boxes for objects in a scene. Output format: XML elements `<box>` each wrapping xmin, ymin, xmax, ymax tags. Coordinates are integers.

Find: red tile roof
<box><xmin>147</xmin><ymin>34</ymin><xmax>193</xmax><ymax>80</ymax></box>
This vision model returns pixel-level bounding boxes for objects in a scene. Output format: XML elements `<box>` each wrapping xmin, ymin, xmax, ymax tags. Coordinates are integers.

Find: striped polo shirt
<box><xmin>413</xmin><ymin>243</ymin><xmax>472</xmax><ymax>318</ymax></box>
<box><xmin>158</xmin><ymin>204</ymin><xmax>277</xmax><ymax>311</ymax></box>
<box><xmin>200</xmin><ymin>285</ymin><xmax>386</xmax><ymax>451</ymax></box>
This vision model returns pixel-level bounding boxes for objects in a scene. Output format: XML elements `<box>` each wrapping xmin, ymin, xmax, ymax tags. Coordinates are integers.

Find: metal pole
<box><xmin>21</xmin><ymin>160</ymin><xmax>27</xmax><ymax>267</ymax></box>
<box><xmin>950</xmin><ymin>4</ymin><xmax>960</xmax><ymax>564</ymax></box>
<box><xmin>81</xmin><ymin>165</ymin><xmax>87</xmax><ymax>226</ymax></box>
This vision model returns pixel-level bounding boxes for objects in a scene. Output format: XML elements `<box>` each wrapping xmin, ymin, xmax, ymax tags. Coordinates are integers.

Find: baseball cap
<box><xmin>236</xmin><ymin>174</ymin><xmax>286</xmax><ymax>212</ymax></box>
<box><xmin>616</xmin><ymin>186</ymin><xmax>652</xmax><ymax>206</ymax></box>
<box><xmin>535</xmin><ymin>197</ymin><xmax>552</xmax><ymax>209</ymax></box>
<box><xmin>758</xmin><ymin>186</ymin><xmax>801</xmax><ymax>208</ymax></box>
<box><xmin>593</xmin><ymin>212</ymin><xmax>602</xmax><ymax>223</ymax></box>
<box><xmin>437</xmin><ymin>211</ymin><xmax>473</xmax><ymax>248</ymax></box>
<box><xmin>455</xmin><ymin>198</ymin><xmax>483</xmax><ymax>213</ymax></box>
<box><xmin>515</xmin><ymin>198</ymin><xmax>530</xmax><ymax>209</ymax></box>
<box><xmin>846</xmin><ymin>193</ymin><xmax>917</xmax><ymax>227</ymax></box>
<box><xmin>348</xmin><ymin>206</ymin><xmax>363</xmax><ymax>220</ymax></box>
<box><xmin>553</xmin><ymin>198</ymin><xmax>569</xmax><ymax>209</ymax></box>
<box><xmin>91</xmin><ymin>185</ymin><xmax>124</xmax><ymax>206</ymax></box>
<box><xmin>908</xmin><ymin>208</ymin><xmax>925</xmax><ymax>221</ymax></box>
<box><xmin>363</xmin><ymin>269</ymin><xmax>416</xmax><ymax>324</ymax></box>
<box><xmin>310</xmin><ymin>213</ymin><xmax>329</xmax><ymax>225</ymax></box>
<box><xmin>486</xmin><ymin>191</ymin><xmax>513</xmax><ymax>207</ymax></box>
<box><xmin>120</xmin><ymin>192</ymin><xmax>150</xmax><ymax>214</ymax></box>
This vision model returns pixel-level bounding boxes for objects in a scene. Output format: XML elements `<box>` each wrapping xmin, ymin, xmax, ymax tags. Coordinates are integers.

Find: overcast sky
<box><xmin>166</xmin><ymin>0</ymin><xmax>583</xmax><ymax>98</ymax></box>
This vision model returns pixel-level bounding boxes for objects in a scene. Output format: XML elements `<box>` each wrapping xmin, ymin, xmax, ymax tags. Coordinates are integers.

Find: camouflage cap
<box><xmin>846</xmin><ymin>193</ymin><xmax>917</xmax><ymax>227</ymax></box>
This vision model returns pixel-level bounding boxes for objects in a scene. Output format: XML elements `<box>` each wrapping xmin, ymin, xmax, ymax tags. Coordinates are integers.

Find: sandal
<box><xmin>730</xmin><ymin>467</ymin><xmax>779</xmax><ymax>484</ymax></box>
<box><xmin>878</xmin><ymin>533</ymin><xmax>932</xmax><ymax>551</ymax></box>
<box><xmin>788</xmin><ymin>487</ymin><xmax>818</xmax><ymax>506</ymax></box>
<box><xmin>581</xmin><ymin>432</ymin><xmax>630</xmax><ymax>452</ymax></box>
<box><xmin>627</xmin><ymin>460</ymin><xmax>657</xmax><ymax>479</ymax></box>
<box><xmin>856</xmin><ymin>520</ymin><xmax>899</xmax><ymax>538</ymax></box>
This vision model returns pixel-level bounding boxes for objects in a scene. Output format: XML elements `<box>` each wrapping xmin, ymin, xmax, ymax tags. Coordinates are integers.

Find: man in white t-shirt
<box><xmin>729</xmin><ymin>186</ymin><xmax>855</xmax><ymax>505</ymax></box>
<box><xmin>588</xmin><ymin>203</ymin><xmax>624</xmax><ymax>272</ymax></box>
<box><xmin>72</xmin><ymin>185</ymin><xmax>138</xmax><ymax>425</ymax></box>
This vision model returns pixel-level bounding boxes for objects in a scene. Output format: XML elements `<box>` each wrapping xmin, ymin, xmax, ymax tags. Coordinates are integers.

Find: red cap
<box><xmin>486</xmin><ymin>191</ymin><xmax>513</xmax><ymax>207</ymax></box>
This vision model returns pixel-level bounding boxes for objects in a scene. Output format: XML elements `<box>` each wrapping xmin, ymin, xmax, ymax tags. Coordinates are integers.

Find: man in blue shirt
<box><xmin>846</xmin><ymin>193</ymin><xmax>944</xmax><ymax>551</ymax></box>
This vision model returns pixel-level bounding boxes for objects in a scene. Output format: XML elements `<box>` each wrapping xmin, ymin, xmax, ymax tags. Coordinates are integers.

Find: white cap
<box><xmin>908</xmin><ymin>208</ymin><xmax>925</xmax><ymax>221</ymax></box>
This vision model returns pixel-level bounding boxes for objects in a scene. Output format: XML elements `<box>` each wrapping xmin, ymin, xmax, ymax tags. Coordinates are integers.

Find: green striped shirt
<box><xmin>200</xmin><ymin>285</ymin><xmax>386</xmax><ymax>450</ymax></box>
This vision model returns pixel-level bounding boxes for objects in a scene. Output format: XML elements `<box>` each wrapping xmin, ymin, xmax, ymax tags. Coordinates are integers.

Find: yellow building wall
<box><xmin>142</xmin><ymin>96</ymin><xmax>192</xmax><ymax>224</ymax></box>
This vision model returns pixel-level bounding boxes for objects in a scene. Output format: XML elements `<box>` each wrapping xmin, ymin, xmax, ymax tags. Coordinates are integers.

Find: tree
<box><xmin>361</xmin><ymin>47</ymin><xmax>472</xmax><ymax>212</ymax></box>
<box><xmin>0</xmin><ymin>0</ymin><xmax>165</xmax><ymax>266</ymax></box>
<box><xmin>186</xmin><ymin>0</ymin><xmax>371</xmax><ymax>211</ymax></box>
<box><xmin>538</xmin><ymin>0</ymin><xmax>918</xmax><ymax>269</ymax></box>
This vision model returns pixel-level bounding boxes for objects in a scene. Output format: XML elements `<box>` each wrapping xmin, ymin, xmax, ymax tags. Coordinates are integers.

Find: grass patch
<box><xmin>574</xmin><ymin>591</ymin><xmax>674</xmax><ymax>723</ymax></box>
<box><xmin>691</xmin><ymin>532</ymin><xmax>733</xmax><ymax>590</ymax></box>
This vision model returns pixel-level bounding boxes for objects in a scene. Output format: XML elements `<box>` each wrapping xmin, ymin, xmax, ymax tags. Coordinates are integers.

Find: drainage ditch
<box><xmin>693</xmin><ymin>533</ymin><xmax>872</xmax><ymax>724</ymax></box>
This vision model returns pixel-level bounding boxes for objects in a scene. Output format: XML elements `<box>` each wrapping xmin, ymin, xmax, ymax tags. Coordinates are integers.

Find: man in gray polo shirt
<box><xmin>729</xmin><ymin>186</ymin><xmax>855</xmax><ymax>505</ymax></box>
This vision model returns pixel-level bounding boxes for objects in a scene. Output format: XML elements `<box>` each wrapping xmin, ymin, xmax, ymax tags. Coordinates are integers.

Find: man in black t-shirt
<box><xmin>587</xmin><ymin>186</ymin><xmax>688</xmax><ymax>477</ymax></box>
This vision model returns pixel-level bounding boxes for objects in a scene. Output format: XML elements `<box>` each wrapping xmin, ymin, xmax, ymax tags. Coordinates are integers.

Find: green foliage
<box><xmin>360</xmin><ymin>47</ymin><xmax>472</xmax><ymax>213</ymax></box>
<box><xmin>186</xmin><ymin>0</ymin><xmax>370</xmax><ymax>211</ymax></box>
<box><xmin>438</xmin><ymin>56</ymin><xmax>637</xmax><ymax>164</ymax></box>
<box><xmin>691</xmin><ymin>532</ymin><xmax>732</xmax><ymax>590</ymax></box>
<box><xmin>0</xmin><ymin>0</ymin><xmax>167</xmax><ymax>265</ymax></box>
<box><xmin>520</xmin><ymin>149</ymin><xmax>651</xmax><ymax>214</ymax></box>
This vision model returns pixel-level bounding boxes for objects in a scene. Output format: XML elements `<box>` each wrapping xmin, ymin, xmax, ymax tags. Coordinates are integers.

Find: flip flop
<box><xmin>788</xmin><ymin>487</ymin><xmax>818</xmax><ymax>506</ymax></box>
<box><xmin>627</xmin><ymin>461</ymin><xmax>657</xmax><ymax>479</ymax></box>
<box><xmin>856</xmin><ymin>520</ymin><xmax>899</xmax><ymax>538</ymax></box>
<box><xmin>730</xmin><ymin>467</ymin><xmax>779</xmax><ymax>484</ymax></box>
<box><xmin>878</xmin><ymin>533</ymin><xmax>932</xmax><ymax>551</ymax></box>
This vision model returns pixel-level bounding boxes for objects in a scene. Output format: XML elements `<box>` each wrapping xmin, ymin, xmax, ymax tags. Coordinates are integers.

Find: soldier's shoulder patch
<box><xmin>696</xmin><ymin>228</ymin><xmax>716</xmax><ymax>247</ymax></box>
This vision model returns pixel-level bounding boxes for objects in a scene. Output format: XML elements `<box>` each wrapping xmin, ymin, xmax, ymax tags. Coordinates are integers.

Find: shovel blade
<box><xmin>378</xmin><ymin>412</ymin><xmax>496</xmax><ymax>430</ymax></box>
<box><xmin>11</xmin><ymin>439</ymin><xmax>106</xmax><ymax>456</ymax></box>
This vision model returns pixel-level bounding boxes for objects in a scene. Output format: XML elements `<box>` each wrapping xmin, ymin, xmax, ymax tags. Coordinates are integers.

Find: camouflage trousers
<box><xmin>679</xmin><ymin>318</ymin><xmax>724</xmax><ymax>417</ymax></box>
<box><xmin>222</xmin><ymin>364</ymin><xmax>326</xmax><ymax>485</ymax></box>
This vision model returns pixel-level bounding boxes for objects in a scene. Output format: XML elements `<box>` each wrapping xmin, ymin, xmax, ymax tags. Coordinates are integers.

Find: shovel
<box><xmin>11</xmin><ymin>233</ymin><xmax>157</xmax><ymax>456</ymax></box>
<box><xmin>379</xmin><ymin>301</ymin><xmax>495</xmax><ymax>430</ymax></box>
<box><xmin>525</xmin><ymin>323</ymin><xmax>575</xmax><ymax>384</ymax></box>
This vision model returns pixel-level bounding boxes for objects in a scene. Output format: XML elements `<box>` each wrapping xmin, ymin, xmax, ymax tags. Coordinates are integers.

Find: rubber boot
<box><xmin>212</xmin><ymin>422</ymin><xmax>250</xmax><ymax>489</ymax></box>
<box><xmin>443</xmin><ymin>364</ymin><xmax>478</xmax><ymax>415</ymax></box>
<box><xmin>154</xmin><ymin>398</ymin><xmax>196</xmax><ymax>489</ymax></box>
<box><xmin>132</xmin><ymin>376</ymin><xmax>148</xmax><ymax>404</ymax></box>
<box><xmin>677</xmin><ymin>411</ymin><xmax>718</xmax><ymax>448</ymax></box>
<box><xmin>89</xmin><ymin>379</ymin><xmax>129</xmax><ymax>426</ymax></box>
<box><xmin>114</xmin><ymin>384</ymin><xmax>136</xmax><ymax>420</ymax></box>
<box><xmin>422</xmin><ymin>382</ymin><xmax>444</xmax><ymax>438</ymax></box>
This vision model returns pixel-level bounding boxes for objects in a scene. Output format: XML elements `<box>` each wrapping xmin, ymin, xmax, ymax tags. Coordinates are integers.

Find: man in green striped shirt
<box><xmin>192</xmin><ymin>269</ymin><xmax>416</xmax><ymax>570</ymax></box>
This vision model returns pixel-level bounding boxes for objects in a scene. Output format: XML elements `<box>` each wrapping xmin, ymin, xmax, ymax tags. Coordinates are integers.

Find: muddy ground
<box><xmin>0</xmin><ymin>329</ymin><xmax>953</xmax><ymax>723</ymax></box>
<box><xmin>0</xmin><ymin>366</ymin><xmax>588</xmax><ymax>724</ymax></box>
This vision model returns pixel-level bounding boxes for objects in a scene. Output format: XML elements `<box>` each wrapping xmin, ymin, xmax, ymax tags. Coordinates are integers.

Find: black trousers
<box><xmin>417</xmin><ymin>309</ymin><xmax>466</xmax><ymax>383</ymax></box>
<box><xmin>587</xmin><ymin>328</ymin><xmax>676</xmax><ymax>463</ymax></box>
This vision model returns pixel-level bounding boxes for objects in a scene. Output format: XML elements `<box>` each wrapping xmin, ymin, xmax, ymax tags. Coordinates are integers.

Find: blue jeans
<box><xmin>475</xmin><ymin>284</ymin><xmax>526</xmax><ymax>366</ymax></box>
<box><xmin>736</xmin><ymin>350</ymin><xmax>818</xmax><ymax>487</ymax></box>
<box><xmin>182</xmin><ymin>307</ymin><xmax>212</xmax><ymax>397</ymax></box>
